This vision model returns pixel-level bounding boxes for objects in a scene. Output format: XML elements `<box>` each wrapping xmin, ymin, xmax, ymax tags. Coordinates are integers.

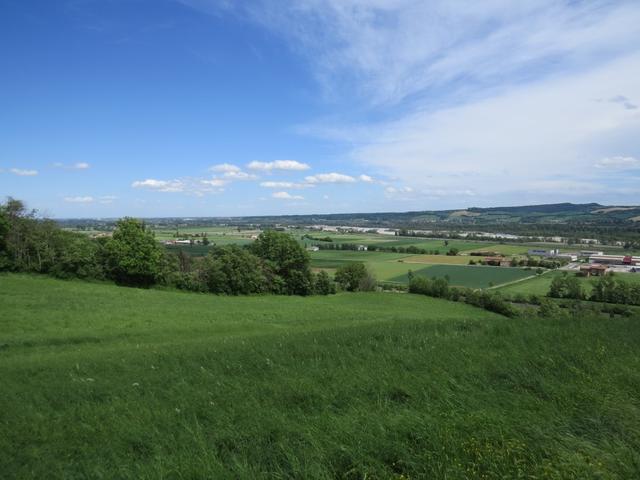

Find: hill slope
<box><xmin>1</xmin><ymin>275</ymin><xmax>639</xmax><ymax>478</ymax></box>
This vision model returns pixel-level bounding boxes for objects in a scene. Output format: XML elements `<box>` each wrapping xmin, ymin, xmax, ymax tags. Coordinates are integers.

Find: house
<box><xmin>357</xmin><ymin>245</ymin><xmax>368</xmax><ymax>251</ymax></box>
<box><xmin>579</xmin><ymin>264</ymin><xmax>608</xmax><ymax>277</ymax></box>
<box><xmin>306</xmin><ymin>246</ymin><xmax>320</xmax><ymax>252</ymax></box>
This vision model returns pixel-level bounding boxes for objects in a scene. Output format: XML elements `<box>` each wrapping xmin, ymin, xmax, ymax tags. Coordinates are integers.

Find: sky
<box><xmin>1</xmin><ymin>0</ymin><xmax>639</xmax><ymax>218</ymax></box>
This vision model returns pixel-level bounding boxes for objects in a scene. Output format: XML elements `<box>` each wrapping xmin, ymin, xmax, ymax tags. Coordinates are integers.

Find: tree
<box><xmin>0</xmin><ymin>205</ymin><xmax>9</xmax><ymax>269</ymax></box>
<box><xmin>204</xmin><ymin>245</ymin><xmax>273</xmax><ymax>295</ymax></box>
<box><xmin>335</xmin><ymin>263</ymin><xmax>369</xmax><ymax>292</ymax></box>
<box><xmin>104</xmin><ymin>218</ymin><xmax>164</xmax><ymax>287</ymax></box>
<box><xmin>251</xmin><ymin>230</ymin><xmax>312</xmax><ymax>295</ymax></box>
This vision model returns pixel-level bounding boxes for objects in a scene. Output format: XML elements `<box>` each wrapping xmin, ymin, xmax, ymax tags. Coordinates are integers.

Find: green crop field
<box><xmin>1</xmin><ymin>274</ymin><xmax>640</xmax><ymax>478</ymax></box>
<box><xmin>391</xmin><ymin>264</ymin><xmax>535</xmax><ymax>288</ymax></box>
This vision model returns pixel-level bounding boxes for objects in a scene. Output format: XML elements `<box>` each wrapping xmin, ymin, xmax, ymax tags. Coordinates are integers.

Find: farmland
<box><xmin>2</xmin><ymin>274</ymin><xmax>640</xmax><ymax>478</ymax></box>
<box><xmin>392</xmin><ymin>264</ymin><xmax>535</xmax><ymax>288</ymax></box>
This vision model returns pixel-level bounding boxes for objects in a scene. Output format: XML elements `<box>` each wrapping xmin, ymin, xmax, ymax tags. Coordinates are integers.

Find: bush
<box><xmin>313</xmin><ymin>270</ymin><xmax>336</xmax><ymax>295</ymax></box>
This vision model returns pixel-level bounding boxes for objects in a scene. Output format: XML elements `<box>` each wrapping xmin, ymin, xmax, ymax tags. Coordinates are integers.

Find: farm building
<box><xmin>588</xmin><ymin>255</ymin><xmax>640</xmax><ymax>266</ymax></box>
<box><xmin>579</xmin><ymin>265</ymin><xmax>609</xmax><ymax>277</ymax></box>
<box><xmin>528</xmin><ymin>249</ymin><xmax>560</xmax><ymax>257</ymax></box>
<box><xmin>306</xmin><ymin>246</ymin><xmax>320</xmax><ymax>252</ymax></box>
<box><xmin>580</xmin><ymin>250</ymin><xmax>604</xmax><ymax>257</ymax></box>
<box><xmin>484</xmin><ymin>256</ymin><xmax>510</xmax><ymax>267</ymax></box>
<box><xmin>555</xmin><ymin>253</ymin><xmax>578</xmax><ymax>261</ymax></box>
<box><xmin>357</xmin><ymin>245</ymin><xmax>368</xmax><ymax>251</ymax></box>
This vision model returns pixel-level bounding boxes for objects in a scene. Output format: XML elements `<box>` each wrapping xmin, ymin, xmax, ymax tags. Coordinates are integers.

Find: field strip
<box><xmin>488</xmin><ymin>271</ymin><xmax>548</xmax><ymax>290</ymax></box>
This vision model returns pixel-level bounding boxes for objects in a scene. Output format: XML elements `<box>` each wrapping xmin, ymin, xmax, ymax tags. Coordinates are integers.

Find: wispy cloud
<box><xmin>10</xmin><ymin>168</ymin><xmax>38</xmax><ymax>176</ymax></box>
<box><xmin>181</xmin><ymin>0</ymin><xmax>640</xmax><ymax>205</ymax></box>
<box><xmin>594</xmin><ymin>156</ymin><xmax>639</xmax><ymax>170</ymax></box>
<box><xmin>54</xmin><ymin>162</ymin><xmax>90</xmax><ymax>170</ymax></box>
<box><xmin>64</xmin><ymin>196</ymin><xmax>94</xmax><ymax>203</ymax></box>
<box><xmin>248</xmin><ymin>160</ymin><xmax>310</xmax><ymax>171</ymax></box>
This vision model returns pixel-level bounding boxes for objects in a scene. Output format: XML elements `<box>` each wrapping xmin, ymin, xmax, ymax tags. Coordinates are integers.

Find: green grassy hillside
<box><xmin>1</xmin><ymin>275</ymin><xmax>640</xmax><ymax>479</ymax></box>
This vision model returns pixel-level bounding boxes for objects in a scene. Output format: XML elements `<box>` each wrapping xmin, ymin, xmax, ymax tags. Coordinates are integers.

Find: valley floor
<box><xmin>1</xmin><ymin>274</ymin><xmax>639</xmax><ymax>479</ymax></box>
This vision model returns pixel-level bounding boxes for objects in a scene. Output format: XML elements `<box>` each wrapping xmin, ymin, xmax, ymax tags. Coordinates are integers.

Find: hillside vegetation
<box><xmin>1</xmin><ymin>274</ymin><xmax>640</xmax><ymax>479</ymax></box>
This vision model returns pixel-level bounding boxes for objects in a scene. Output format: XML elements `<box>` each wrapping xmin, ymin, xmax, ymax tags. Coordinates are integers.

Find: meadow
<box><xmin>1</xmin><ymin>274</ymin><xmax>640</xmax><ymax>478</ymax></box>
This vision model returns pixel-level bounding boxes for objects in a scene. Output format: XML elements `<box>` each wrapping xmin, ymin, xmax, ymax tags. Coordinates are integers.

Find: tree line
<box><xmin>0</xmin><ymin>198</ymin><xmax>336</xmax><ymax>296</ymax></box>
<box><xmin>549</xmin><ymin>272</ymin><xmax>640</xmax><ymax>306</ymax></box>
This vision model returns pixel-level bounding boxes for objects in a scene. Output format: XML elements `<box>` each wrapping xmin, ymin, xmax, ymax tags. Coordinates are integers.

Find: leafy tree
<box><xmin>204</xmin><ymin>245</ymin><xmax>275</xmax><ymax>295</ymax></box>
<box><xmin>104</xmin><ymin>218</ymin><xmax>164</xmax><ymax>287</ymax></box>
<box><xmin>335</xmin><ymin>263</ymin><xmax>369</xmax><ymax>292</ymax></box>
<box><xmin>0</xmin><ymin>205</ymin><xmax>9</xmax><ymax>269</ymax></box>
<box><xmin>549</xmin><ymin>273</ymin><xmax>583</xmax><ymax>300</ymax></box>
<box><xmin>251</xmin><ymin>230</ymin><xmax>312</xmax><ymax>295</ymax></box>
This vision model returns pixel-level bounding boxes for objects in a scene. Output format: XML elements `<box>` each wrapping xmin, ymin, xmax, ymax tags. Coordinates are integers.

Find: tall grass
<box><xmin>1</xmin><ymin>274</ymin><xmax>639</xmax><ymax>478</ymax></box>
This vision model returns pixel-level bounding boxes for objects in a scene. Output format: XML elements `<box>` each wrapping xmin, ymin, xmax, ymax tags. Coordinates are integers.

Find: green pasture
<box><xmin>1</xmin><ymin>274</ymin><xmax>640</xmax><ymax>478</ymax></box>
<box><xmin>391</xmin><ymin>264</ymin><xmax>535</xmax><ymax>288</ymax></box>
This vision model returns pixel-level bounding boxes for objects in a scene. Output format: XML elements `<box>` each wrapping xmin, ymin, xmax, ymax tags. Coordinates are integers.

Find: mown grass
<box><xmin>1</xmin><ymin>274</ymin><xmax>640</xmax><ymax>479</ymax></box>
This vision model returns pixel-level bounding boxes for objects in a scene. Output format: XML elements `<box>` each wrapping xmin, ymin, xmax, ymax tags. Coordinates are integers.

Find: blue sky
<box><xmin>1</xmin><ymin>0</ymin><xmax>639</xmax><ymax>218</ymax></box>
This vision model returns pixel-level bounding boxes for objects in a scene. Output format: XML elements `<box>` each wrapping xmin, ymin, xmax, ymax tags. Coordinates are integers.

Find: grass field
<box><xmin>498</xmin><ymin>270</ymin><xmax>640</xmax><ymax>297</ymax></box>
<box><xmin>391</xmin><ymin>264</ymin><xmax>535</xmax><ymax>288</ymax></box>
<box><xmin>1</xmin><ymin>274</ymin><xmax>640</xmax><ymax>478</ymax></box>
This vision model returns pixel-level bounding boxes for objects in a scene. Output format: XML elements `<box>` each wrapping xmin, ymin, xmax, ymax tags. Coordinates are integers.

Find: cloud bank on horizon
<box><xmin>1</xmin><ymin>0</ymin><xmax>639</xmax><ymax>216</ymax></box>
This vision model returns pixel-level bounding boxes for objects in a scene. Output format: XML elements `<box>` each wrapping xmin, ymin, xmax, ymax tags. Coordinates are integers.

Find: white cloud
<box><xmin>358</xmin><ymin>174</ymin><xmax>374</xmax><ymax>183</ymax></box>
<box><xmin>260</xmin><ymin>181</ymin><xmax>313</xmax><ymax>189</ymax></box>
<box><xmin>594</xmin><ymin>156</ymin><xmax>639</xmax><ymax>170</ymax></box>
<box><xmin>209</xmin><ymin>163</ymin><xmax>241</xmax><ymax>173</ymax></box>
<box><xmin>132</xmin><ymin>177</ymin><xmax>227</xmax><ymax>195</ymax></box>
<box><xmin>132</xmin><ymin>179</ymin><xmax>184</xmax><ymax>192</ymax></box>
<box><xmin>64</xmin><ymin>196</ymin><xmax>94</xmax><ymax>203</ymax></box>
<box><xmin>305</xmin><ymin>172</ymin><xmax>356</xmax><ymax>184</ymax></box>
<box><xmin>272</xmin><ymin>191</ymin><xmax>304</xmax><ymax>200</ymax></box>
<box><xmin>10</xmin><ymin>168</ymin><xmax>38</xmax><ymax>176</ymax></box>
<box><xmin>248</xmin><ymin>160</ymin><xmax>310</xmax><ymax>171</ymax></box>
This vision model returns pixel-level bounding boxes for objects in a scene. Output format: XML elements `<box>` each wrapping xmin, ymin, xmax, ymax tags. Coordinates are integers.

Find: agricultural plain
<box><xmin>1</xmin><ymin>274</ymin><xmax>640</xmax><ymax>478</ymax></box>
